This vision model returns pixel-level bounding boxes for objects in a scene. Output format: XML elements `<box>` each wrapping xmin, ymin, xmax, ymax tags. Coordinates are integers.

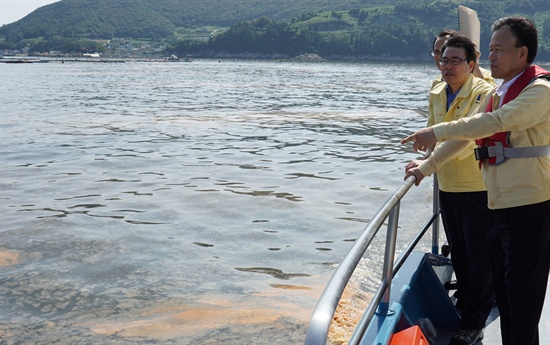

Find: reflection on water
<box><xmin>235</xmin><ymin>267</ymin><xmax>310</xmax><ymax>280</ymax></box>
<box><xmin>0</xmin><ymin>59</ymin><xmax>436</xmax><ymax>344</ymax></box>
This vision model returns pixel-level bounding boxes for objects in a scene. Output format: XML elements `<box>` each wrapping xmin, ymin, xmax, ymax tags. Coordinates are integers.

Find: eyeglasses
<box><xmin>431</xmin><ymin>50</ymin><xmax>441</xmax><ymax>57</ymax></box>
<box><xmin>438</xmin><ymin>58</ymin><xmax>467</xmax><ymax>66</ymax></box>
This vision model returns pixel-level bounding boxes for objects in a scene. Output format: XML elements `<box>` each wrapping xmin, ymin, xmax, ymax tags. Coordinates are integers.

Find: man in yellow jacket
<box><xmin>421</xmin><ymin>35</ymin><xmax>494</xmax><ymax>345</ymax></box>
<box><xmin>402</xmin><ymin>17</ymin><xmax>550</xmax><ymax>345</ymax></box>
<box><xmin>430</xmin><ymin>30</ymin><xmax>495</xmax><ymax>91</ymax></box>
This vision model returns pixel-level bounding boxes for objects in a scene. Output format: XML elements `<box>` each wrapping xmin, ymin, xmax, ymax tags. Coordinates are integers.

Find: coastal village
<box><xmin>1</xmin><ymin>38</ymin><xmax>168</xmax><ymax>59</ymax></box>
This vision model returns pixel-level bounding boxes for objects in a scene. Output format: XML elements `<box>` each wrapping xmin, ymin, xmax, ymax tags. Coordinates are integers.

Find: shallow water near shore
<box><xmin>1</xmin><ymin>59</ymin><xmax>438</xmax><ymax>344</ymax></box>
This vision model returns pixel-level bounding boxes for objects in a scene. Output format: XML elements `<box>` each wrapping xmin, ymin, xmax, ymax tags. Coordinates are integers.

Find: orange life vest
<box><xmin>474</xmin><ymin>65</ymin><xmax>550</xmax><ymax>166</ymax></box>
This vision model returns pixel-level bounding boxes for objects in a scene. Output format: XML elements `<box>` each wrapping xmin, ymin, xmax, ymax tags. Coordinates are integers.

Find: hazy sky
<box><xmin>1</xmin><ymin>0</ymin><xmax>61</xmax><ymax>26</ymax></box>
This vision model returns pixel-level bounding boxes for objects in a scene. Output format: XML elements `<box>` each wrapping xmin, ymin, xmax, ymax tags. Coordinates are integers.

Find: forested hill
<box><xmin>1</xmin><ymin>0</ymin><xmax>549</xmax><ymax>61</ymax></box>
<box><xmin>0</xmin><ymin>0</ymin><xmax>402</xmax><ymax>40</ymax></box>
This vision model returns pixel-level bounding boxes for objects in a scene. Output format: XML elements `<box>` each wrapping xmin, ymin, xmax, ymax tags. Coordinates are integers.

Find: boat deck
<box><xmin>364</xmin><ymin>252</ymin><xmax>550</xmax><ymax>345</ymax></box>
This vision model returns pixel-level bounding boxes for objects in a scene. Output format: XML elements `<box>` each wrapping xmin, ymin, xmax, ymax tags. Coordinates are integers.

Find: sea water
<box><xmin>1</xmin><ymin>59</ymin><xmax>437</xmax><ymax>344</ymax></box>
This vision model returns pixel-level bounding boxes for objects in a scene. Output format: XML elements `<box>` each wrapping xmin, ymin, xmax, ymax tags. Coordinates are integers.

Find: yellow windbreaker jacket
<box><xmin>427</xmin><ymin>73</ymin><xmax>493</xmax><ymax>192</ymax></box>
<box><xmin>420</xmin><ymin>73</ymin><xmax>550</xmax><ymax>209</ymax></box>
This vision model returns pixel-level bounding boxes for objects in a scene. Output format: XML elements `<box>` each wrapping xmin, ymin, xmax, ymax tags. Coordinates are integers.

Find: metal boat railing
<box><xmin>304</xmin><ymin>175</ymin><xmax>441</xmax><ymax>345</ymax></box>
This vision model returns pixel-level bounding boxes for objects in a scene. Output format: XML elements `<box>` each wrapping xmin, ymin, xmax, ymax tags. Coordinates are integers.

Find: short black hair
<box><xmin>492</xmin><ymin>16</ymin><xmax>538</xmax><ymax>63</ymax></box>
<box><xmin>441</xmin><ymin>35</ymin><xmax>477</xmax><ymax>64</ymax></box>
<box><xmin>432</xmin><ymin>29</ymin><xmax>458</xmax><ymax>50</ymax></box>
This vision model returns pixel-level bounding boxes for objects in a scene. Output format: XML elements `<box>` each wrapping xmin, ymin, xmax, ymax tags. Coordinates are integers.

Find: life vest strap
<box><xmin>474</xmin><ymin>144</ymin><xmax>550</xmax><ymax>162</ymax></box>
<box><xmin>476</xmin><ymin>65</ymin><xmax>550</xmax><ymax>167</ymax></box>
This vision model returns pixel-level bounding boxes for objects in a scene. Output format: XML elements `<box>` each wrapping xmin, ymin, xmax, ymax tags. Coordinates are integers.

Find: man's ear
<box><xmin>518</xmin><ymin>46</ymin><xmax>529</xmax><ymax>63</ymax></box>
<box><xmin>468</xmin><ymin>60</ymin><xmax>475</xmax><ymax>73</ymax></box>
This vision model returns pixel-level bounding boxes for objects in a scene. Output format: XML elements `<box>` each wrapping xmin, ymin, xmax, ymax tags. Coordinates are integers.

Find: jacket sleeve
<box><xmin>481</xmin><ymin>68</ymin><xmax>497</xmax><ymax>87</ymax></box>
<box><xmin>450</xmin><ymin>82</ymin><xmax>493</xmax><ymax>161</ymax></box>
<box><xmin>418</xmin><ymin>140</ymin><xmax>472</xmax><ymax>176</ymax></box>
<box><xmin>433</xmin><ymin>80</ymin><xmax>550</xmax><ymax>142</ymax></box>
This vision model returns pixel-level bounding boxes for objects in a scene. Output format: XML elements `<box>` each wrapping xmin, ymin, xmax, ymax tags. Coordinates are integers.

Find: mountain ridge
<box><xmin>1</xmin><ymin>0</ymin><xmax>549</xmax><ymax>61</ymax></box>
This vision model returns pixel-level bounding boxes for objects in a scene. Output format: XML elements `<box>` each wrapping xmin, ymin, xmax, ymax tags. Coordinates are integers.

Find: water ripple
<box><xmin>0</xmin><ymin>60</ymin><xmax>437</xmax><ymax>344</ymax></box>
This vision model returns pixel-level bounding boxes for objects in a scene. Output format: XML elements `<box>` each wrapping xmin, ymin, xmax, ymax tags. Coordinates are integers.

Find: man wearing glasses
<box><xmin>431</xmin><ymin>30</ymin><xmax>457</xmax><ymax>68</ymax></box>
<box><xmin>419</xmin><ymin>35</ymin><xmax>494</xmax><ymax>345</ymax></box>
<box><xmin>430</xmin><ymin>30</ymin><xmax>494</xmax><ymax>90</ymax></box>
<box><xmin>403</xmin><ymin>17</ymin><xmax>550</xmax><ymax>345</ymax></box>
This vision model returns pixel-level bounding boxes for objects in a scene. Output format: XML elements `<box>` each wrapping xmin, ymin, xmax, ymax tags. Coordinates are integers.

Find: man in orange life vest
<box><xmin>401</xmin><ymin>17</ymin><xmax>550</xmax><ymax>345</ymax></box>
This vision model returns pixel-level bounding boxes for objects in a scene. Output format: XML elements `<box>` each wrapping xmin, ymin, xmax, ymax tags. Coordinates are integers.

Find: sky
<box><xmin>0</xmin><ymin>0</ymin><xmax>61</xmax><ymax>26</ymax></box>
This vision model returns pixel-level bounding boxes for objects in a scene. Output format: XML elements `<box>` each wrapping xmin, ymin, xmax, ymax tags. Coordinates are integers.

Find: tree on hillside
<box><xmin>1</xmin><ymin>0</ymin><xmax>548</xmax><ymax>60</ymax></box>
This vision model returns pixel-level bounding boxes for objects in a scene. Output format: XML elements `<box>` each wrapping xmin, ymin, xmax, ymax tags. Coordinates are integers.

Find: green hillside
<box><xmin>1</xmin><ymin>0</ymin><xmax>549</xmax><ymax>61</ymax></box>
<box><xmin>0</xmin><ymin>0</ymin><xmax>400</xmax><ymax>41</ymax></box>
<box><xmin>174</xmin><ymin>0</ymin><xmax>550</xmax><ymax>61</ymax></box>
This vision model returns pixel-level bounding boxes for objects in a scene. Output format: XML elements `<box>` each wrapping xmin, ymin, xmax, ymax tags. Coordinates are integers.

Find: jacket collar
<box><xmin>431</xmin><ymin>73</ymin><xmax>476</xmax><ymax>98</ymax></box>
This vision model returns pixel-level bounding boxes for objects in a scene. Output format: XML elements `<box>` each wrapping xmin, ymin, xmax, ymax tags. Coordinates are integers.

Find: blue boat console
<box><xmin>359</xmin><ymin>252</ymin><xmax>460</xmax><ymax>344</ymax></box>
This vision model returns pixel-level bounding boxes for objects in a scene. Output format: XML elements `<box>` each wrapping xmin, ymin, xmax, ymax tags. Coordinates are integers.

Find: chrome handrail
<box><xmin>304</xmin><ymin>175</ymin><xmax>440</xmax><ymax>345</ymax></box>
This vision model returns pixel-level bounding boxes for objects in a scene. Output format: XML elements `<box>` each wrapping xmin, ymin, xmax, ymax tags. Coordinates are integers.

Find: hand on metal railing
<box><xmin>404</xmin><ymin>160</ymin><xmax>426</xmax><ymax>186</ymax></box>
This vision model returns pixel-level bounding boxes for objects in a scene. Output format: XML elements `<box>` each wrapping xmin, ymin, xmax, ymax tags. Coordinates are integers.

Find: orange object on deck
<box><xmin>389</xmin><ymin>325</ymin><xmax>430</xmax><ymax>345</ymax></box>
